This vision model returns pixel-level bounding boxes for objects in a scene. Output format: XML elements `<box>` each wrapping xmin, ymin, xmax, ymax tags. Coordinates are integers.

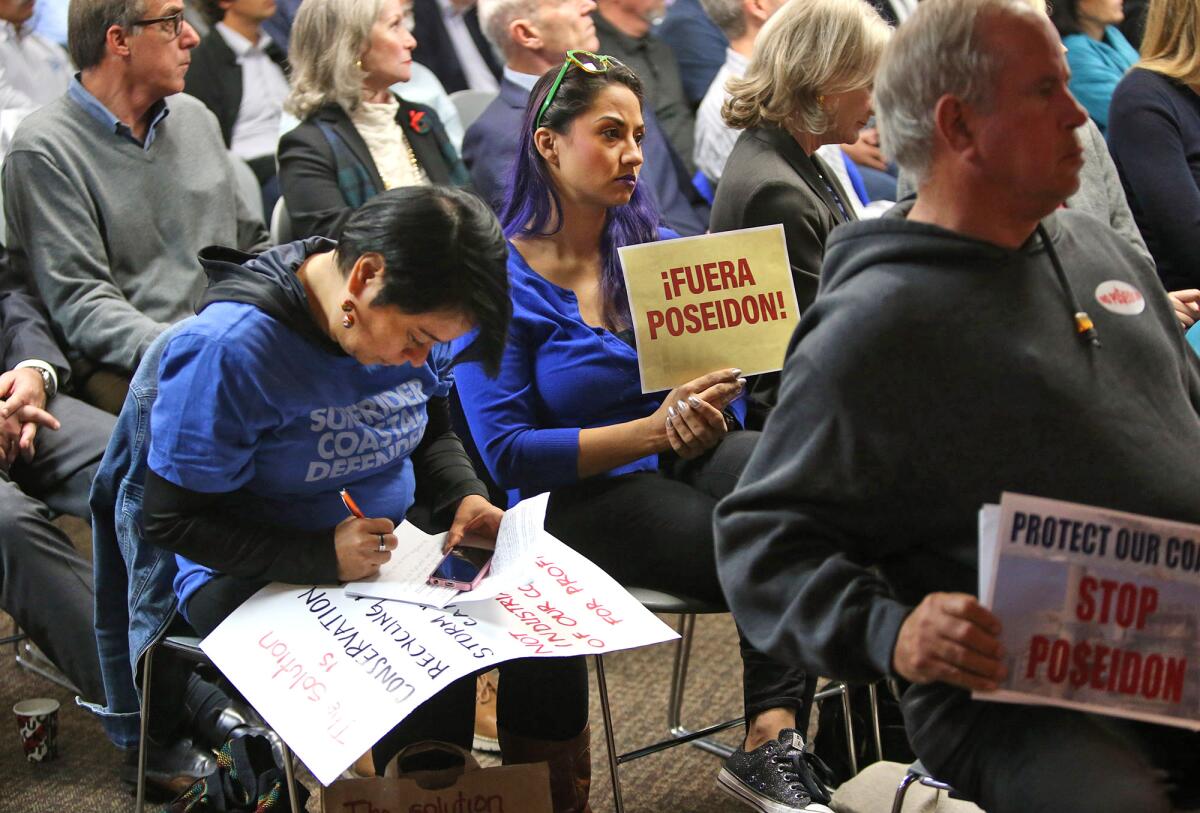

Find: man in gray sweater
<box><xmin>715</xmin><ymin>1</ymin><xmax>1200</xmax><ymax>811</ymax></box>
<box><xmin>2</xmin><ymin>0</ymin><xmax>268</xmax><ymax>412</ymax></box>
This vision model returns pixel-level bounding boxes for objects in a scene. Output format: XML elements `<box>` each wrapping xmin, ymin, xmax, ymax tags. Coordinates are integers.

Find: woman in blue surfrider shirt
<box><xmin>451</xmin><ymin>55</ymin><xmax>830</xmax><ymax>813</ymax></box>
<box><xmin>141</xmin><ymin>187</ymin><xmax>582</xmax><ymax>782</ymax></box>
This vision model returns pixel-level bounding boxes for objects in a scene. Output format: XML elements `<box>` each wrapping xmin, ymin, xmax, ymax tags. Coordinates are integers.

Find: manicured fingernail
<box><xmin>736</xmin><ymin>377</ymin><xmax>747</xmax><ymax>388</ymax></box>
<box><xmin>731</xmin><ymin>368</ymin><xmax>742</xmax><ymax>377</ymax></box>
<box><xmin>677</xmin><ymin>399</ymin><xmax>689</xmax><ymax>412</ymax></box>
<box><xmin>667</xmin><ymin>405</ymin><xmax>677</xmax><ymax>419</ymax></box>
<box><xmin>687</xmin><ymin>396</ymin><xmax>701</xmax><ymax>409</ymax></box>
<box><xmin>666</xmin><ymin>415</ymin><xmax>673</xmax><ymax>427</ymax></box>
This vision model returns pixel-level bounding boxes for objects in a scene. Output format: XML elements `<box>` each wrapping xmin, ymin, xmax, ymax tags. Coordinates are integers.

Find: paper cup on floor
<box><xmin>14</xmin><ymin>698</ymin><xmax>59</xmax><ymax>762</ymax></box>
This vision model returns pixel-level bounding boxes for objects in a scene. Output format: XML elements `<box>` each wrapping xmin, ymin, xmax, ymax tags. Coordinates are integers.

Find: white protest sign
<box><xmin>976</xmin><ymin>492</ymin><xmax>1200</xmax><ymax>730</ymax></box>
<box><xmin>200</xmin><ymin>525</ymin><xmax>679</xmax><ymax>785</ymax></box>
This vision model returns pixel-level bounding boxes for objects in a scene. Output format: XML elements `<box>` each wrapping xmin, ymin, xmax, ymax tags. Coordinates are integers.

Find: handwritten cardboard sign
<box><xmin>618</xmin><ymin>225</ymin><xmax>799</xmax><ymax>392</ymax></box>
<box><xmin>977</xmin><ymin>492</ymin><xmax>1200</xmax><ymax>730</ymax></box>
<box><xmin>200</xmin><ymin>521</ymin><xmax>679</xmax><ymax>785</ymax></box>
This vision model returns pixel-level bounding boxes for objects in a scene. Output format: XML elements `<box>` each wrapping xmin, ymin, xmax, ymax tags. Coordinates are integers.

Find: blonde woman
<box><xmin>278</xmin><ymin>0</ymin><xmax>468</xmax><ymax>239</ymax></box>
<box><xmin>709</xmin><ymin>0</ymin><xmax>889</xmax><ymax>426</ymax></box>
<box><xmin>1107</xmin><ymin>0</ymin><xmax>1200</xmax><ymax>290</ymax></box>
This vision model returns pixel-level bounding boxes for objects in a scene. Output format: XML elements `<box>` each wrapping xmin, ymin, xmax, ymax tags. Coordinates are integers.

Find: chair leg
<box><xmin>891</xmin><ymin>770</ymin><xmax>920</xmax><ymax>813</ymax></box>
<box><xmin>1</xmin><ymin>630</ymin><xmax>80</xmax><ymax>694</ymax></box>
<box><xmin>666</xmin><ymin>613</ymin><xmax>735</xmax><ymax>760</ymax></box>
<box><xmin>280</xmin><ymin>738</ymin><xmax>301</xmax><ymax>813</ymax></box>
<box><xmin>839</xmin><ymin>683</ymin><xmax>858</xmax><ymax>776</ymax></box>
<box><xmin>665</xmin><ymin>612</ymin><xmax>691</xmax><ymax>734</ymax></box>
<box><xmin>593</xmin><ymin>654</ymin><xmax>625</xmax><ymax>813</ymax></box>
<box><xmin>136</xmin><ymin>642</ymin><xmax>156</xmax><ymax>813</ymax></box>
<box><xmin>867</xmin><ymin>682</ymin><xmax>883</xmax><ymax>763</ymax></box>
<box><xmin>16</xmin><ymin>643</ymin><xmax>81</xmax><ymax>695</ymax></box>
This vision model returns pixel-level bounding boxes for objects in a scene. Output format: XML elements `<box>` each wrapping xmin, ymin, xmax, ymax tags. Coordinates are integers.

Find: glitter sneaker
<box><xmin>717</xmin><ymin>729</ymin><xmax>835</xmax><ymax>813</ymax></box>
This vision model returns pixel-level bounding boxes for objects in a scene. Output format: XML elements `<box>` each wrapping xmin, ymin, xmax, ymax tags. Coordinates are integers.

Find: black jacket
<box><xmin>709</xmin><ymin>125</ymin><xmax>855</xmax><ymax>424</ymax></box>
<box><xmin>278</xmin><ymin>98</ymin><xmax>468</xmax><ymax>240</ymax></box>
<box><xmin>183</xmin><ymin>26</ymin><xmax>289</xmax><ymax>149</ymax></box>
<box><xmin>411</xmin><ymin>0</ymin><xmax>501</xmax><ymax>94</ymax></box>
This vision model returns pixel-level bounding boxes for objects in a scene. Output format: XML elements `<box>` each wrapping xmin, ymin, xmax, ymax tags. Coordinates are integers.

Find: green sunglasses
<box><xmin>534</xmin><ymin>50</ymin><xmax>623</xmax><ymax>132</ymax></box>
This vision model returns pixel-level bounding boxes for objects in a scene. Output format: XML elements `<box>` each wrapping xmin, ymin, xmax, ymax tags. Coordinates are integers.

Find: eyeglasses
<box><xmin>534</xmin><ymin>50</ymin><xmax>622</xmax><ymax>131</ymax></box>
<box><xmin>130</xmin><ymin>9</ymin><xmax>184</xmax><ymax>39</ymax></box>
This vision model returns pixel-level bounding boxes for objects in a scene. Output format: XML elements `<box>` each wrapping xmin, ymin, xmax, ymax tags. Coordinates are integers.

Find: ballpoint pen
<box><xmin>340</xmin><ymin>489</ymin><xmax>386</xmax><ymax>552</ymax></box>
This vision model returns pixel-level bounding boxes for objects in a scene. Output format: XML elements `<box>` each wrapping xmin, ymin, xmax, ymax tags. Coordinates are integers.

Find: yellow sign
<box><xmin>618</xmin><ymin>225</ymin><xmax>799</xmax><ymax>392</ymax></box>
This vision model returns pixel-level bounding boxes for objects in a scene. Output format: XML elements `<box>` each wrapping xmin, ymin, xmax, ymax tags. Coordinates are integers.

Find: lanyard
<box><xmin>1038</xmin><ymin>223</ymin><xmax>1101</xmax><ymax>348</ymax></box>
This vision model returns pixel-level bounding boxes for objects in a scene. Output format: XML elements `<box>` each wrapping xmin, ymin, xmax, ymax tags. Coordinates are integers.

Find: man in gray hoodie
<box><xmin>715</xmin><ymin>0</ymin><xmax>1200</xmax><ymax>811</ymax></box>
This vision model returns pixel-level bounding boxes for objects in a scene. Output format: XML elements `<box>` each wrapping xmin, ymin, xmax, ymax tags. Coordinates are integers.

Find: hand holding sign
<box><xmin>893</xmin><ymin>592</ymin><xmax>1007</xmax><ymax>692</ymax></box>
<box><xmin>977</xmin><ymin>493</ymin><xmax>1200</xmax><ymax>730</ymax></box>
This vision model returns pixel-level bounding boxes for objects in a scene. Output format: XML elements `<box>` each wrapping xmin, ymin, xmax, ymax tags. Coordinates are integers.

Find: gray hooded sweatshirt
<box><xmin>715</xmin><ymin>204</ymin><xmax>1200</xmax><ymax>706</ymax></box>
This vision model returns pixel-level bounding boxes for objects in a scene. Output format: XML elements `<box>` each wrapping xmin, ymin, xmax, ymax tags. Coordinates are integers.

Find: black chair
<box><xmin>593</xmin><ymin>588</ymin><xmax>738</xmax><ymax>813</ymax></box>
<box><xmin>136</xmin><ymin>634</ymin><xmax>303</xmax><ymax>813</ymax></box>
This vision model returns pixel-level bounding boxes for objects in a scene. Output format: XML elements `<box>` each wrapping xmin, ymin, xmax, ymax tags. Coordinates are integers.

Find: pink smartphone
<box><xmin>428</xmin><ymin>537</ymin><xmax>495</xmax><ymax>591</ymax></box>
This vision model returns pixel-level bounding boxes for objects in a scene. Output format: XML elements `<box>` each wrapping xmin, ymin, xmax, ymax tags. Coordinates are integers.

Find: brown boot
<box><xmin>473</xmin><ymin>671</ymin><xmax>500</xmax><ymax>753</ymax></box>
<box><xmin>498</xmin><ymin>723</ymin><xmax>592</xmax><ymax>813</ymax></box>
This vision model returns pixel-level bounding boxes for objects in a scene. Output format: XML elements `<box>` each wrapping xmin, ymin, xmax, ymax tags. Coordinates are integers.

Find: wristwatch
<box><xmin>35</xmin><ymin>365</ymin><xmax>56</xmax><ymax>399</ymax></box>
<box><xmin>14</xmin><ymin>360</ymin><xmax>58</xmax><ymax>400</ymax></box>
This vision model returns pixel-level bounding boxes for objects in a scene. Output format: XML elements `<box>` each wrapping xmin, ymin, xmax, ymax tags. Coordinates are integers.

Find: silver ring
<box><xmin>377</xmin><ymin>533</ymin><xmax>387</xmax><ymax>552</ymax></box>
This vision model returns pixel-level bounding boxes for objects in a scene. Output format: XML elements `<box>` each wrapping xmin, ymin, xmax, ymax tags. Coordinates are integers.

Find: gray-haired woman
<box><xmin>709</xmin><ymin>0</ymin><xmax>890</xmax><ymax>426</ymax></box>
<box><xmin>278</xmin><ymin>0</ymin><xmax>469</xmax><ymax>240</ymax></box>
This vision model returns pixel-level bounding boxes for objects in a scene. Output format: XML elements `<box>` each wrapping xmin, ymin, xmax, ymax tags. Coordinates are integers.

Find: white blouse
<box><xmin>350</xmin><ymin>96</ymin><xmax>429</xmax><ymax>190</ymax></box>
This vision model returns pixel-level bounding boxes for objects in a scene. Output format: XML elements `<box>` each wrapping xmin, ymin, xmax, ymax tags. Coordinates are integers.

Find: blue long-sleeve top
<box><xmin>1063</xmin><ymin>27</ymin><xmax>1138</xmax><ymax>134</ymax></box>
<box><xmin>453</xmin><ymin>240</ymin><xmax>668</xmax><ymax>502</ymax></box>
<box><xmin>1108</xmin><ymin>68</ymin><xmax>1200</xmax><ymax>290</ymax></box>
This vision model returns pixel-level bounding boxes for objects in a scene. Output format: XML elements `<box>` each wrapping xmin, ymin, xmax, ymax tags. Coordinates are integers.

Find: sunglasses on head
<box><xmin>534</xmin><ymin>50</ymin><xmax>624</xmax><ymax>132</ymax></box>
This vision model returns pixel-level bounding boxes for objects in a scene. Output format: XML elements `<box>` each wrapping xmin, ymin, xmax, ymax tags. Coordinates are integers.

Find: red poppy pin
<box><xmin>408</xmin><ymin>110</ymin><xmax>430</xmax><ymax>134</ymax></box>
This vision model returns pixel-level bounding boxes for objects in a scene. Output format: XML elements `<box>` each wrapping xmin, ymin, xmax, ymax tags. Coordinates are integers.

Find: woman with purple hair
<box><xmin>452</xmin><ymin>52</ymin><xmax>829</xmax><ymax>813</ymax></box>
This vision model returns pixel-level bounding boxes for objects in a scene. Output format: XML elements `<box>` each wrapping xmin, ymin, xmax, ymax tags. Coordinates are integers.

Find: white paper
<box><xmin>201</xmin><ymin>528</ymin><xmax>679</xmax><ymax>785</ymax></box>
<box><xmin>343</xmin><ymin>522</ymin><xmax>459</xmax><ymax>608</ymax></box>
<box><xmin>972</xmin><ymin>492</ymin><xmax>1200</xmax><ymax>731</ymax></box>
<box><xmin>344</xmin><ymin>493</ymin><xmax>552</xmax><ymax>607</ymax></box>
<box><xmin>978</xmin><ymin>503</ymin><xmax>1000</xmax><ymax>605</ymax></box>
<box><xmin>451</xmin><ymin>491</ymin><xmax>550</xmax><ymax>603</ymax></box>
